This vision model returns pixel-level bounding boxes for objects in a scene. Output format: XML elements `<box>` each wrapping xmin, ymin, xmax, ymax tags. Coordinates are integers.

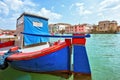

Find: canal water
<box><xmin>0</xmin><ymin>34</ymin><xmax>120</xmax><ymax>80</ymax></box>
<box><xmin>86</xmin><ymin>34</ymin><xmax>120</xmax><ymax>80</ymax></box>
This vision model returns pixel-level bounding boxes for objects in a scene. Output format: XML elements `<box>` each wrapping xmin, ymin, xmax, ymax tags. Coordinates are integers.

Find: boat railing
<box><xmin>21</xmin><ymin>32</ymin><xmax>90</xmax><ymax>38</ymax></box>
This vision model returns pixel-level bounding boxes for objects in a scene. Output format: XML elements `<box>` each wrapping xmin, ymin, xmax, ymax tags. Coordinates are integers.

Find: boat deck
<box><xmin>0</xmin><ymin>46</ymin><xmax>14</xmax><ymax>52</ymax></box>
<box><xmin>0</xmin><ymin>43</ymin><xmax>50</xmax><ymax>53</ymax></box>
<box><xmin>22</xmin><ymin>43</ymin><xmax>50</xmax><ymax>53</ymax></box>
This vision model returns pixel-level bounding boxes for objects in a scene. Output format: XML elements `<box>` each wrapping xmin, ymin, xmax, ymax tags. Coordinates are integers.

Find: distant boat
<box><xmin>0</xmin><ymin>13</ymin><xmax>91</xmax><ymax>75</ymax></box>
<box><xmin>0</xmin><ymin>35</ymin><xmax>15</xmax><ymax>48</ymax></box>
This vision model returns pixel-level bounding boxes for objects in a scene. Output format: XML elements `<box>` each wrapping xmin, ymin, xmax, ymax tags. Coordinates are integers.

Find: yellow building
<box><xmin>117</xmin><ymin>26</ymin><xmax>120</xmax><ymax>33</ymax></box>
<box><xmin>110</xmin><ymin>21</ymin><xmax>117</xmax><ymax>32</ymax></box>
<box><xmin>98</xmin><ymin>20</ymin><xmax>117</xmax><ymax>33</ymax></box>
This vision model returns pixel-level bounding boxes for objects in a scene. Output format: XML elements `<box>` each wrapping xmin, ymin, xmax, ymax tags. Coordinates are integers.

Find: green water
<box><xmin>0</xmin><ymin>67</ymin><xmax>65</xmax><ymax>80</ymax></box>
<box><xmin>0</xmin><ymin>34</ymin><xmax>120</xmax><ymax>80</ymax></box>
<box><xmin>86</xmin><ymin>34</ymin><xmax>120</xmax><ymax>80</ymax></box>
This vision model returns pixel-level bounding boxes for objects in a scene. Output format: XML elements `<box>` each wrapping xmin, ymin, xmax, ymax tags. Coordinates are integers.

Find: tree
<box><xmin>59</xmin><ymin>29</ymin><xmax>65</xmax><ymax>35</ymax></box>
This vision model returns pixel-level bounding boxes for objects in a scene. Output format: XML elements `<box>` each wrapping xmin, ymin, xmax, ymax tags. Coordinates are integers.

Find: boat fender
<box><xmin>0</xmin><ymin>60</ymin><xmax>8</xmax><ymax>70</ymax></box>
<box><xmin>0</xmin><ymin>46</ymin><xmax>21</xmax><ymax>70</ymax></box>
<box><xmin>9</xmin><ymin>46</ymin><xmax>20</xmax><ymax>53</ymax></box>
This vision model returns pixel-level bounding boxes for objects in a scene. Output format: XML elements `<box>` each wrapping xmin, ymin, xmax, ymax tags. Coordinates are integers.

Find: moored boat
<box><xmin>0</xmin><ymin>13</ymin><xmax>71</xmax><ymax>73</ymax></box>
<box><xmin>0</xmin><ymin>35</ymin><xmax>15</xmax><ymax>48</ymax></box>
<box><xmin>0</xmin><ymin>12</ymin><xmax>91</xmax><ymax>76</ymax></box>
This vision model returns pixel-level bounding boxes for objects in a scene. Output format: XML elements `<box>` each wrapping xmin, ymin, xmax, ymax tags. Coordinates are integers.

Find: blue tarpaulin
<box><xmin>24</xmin><ymin>15</ymin><xmax>49</xmax><ymax>46</ymax></box>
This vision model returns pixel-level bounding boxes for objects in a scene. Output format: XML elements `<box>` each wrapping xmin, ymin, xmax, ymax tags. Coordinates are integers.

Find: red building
<box><xmin>65</xmin><ymin>24</ymin><xmax>87</xmax><ymax>33</ymax></box>
<box><xmin>73</xmin><ymin>24</ymin><xmax>85</xmax><ymax>33</ymax></box>
<box><xmin>2</xmin><ymin>30</ymin><xmax>15</xmax><ymax>35</ymax></box>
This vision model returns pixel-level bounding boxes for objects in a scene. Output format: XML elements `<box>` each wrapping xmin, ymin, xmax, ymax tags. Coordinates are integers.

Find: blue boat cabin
<box><xmin>15</xmin><ymin>12</ymin><xmax>49</xmax><ymax>48</ymax></box>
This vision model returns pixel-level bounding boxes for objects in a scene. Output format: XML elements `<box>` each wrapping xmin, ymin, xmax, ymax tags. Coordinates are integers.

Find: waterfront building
<box><xmin>0</xmin><ymin>29</ymin><xmax>3</xmax><ymax>34</ymax></box>
<box><xmin>92</xmin><ymin>25</ymin><xmax>99</xmax><ymax>32</ymax></box>
<box><xmin>117</xmin><ymin>26</ymin><xmax>120</xmax><ymax>33</ymax></box>
<box><xmin>73</xmin><ymin>24</ymin><xmax>85</xmax><ymax>33</ymax></box>
<box><xmin>65</xmin><ymin>25</ymin><xmax>74</xmax><ymax>33</ymax></box>
<box><xmin>83</xmin><ymin>24</ymin><xmax>93</xmax><ymax>33</ymax></box>
<box><xmin>110</xmin><ymin>21</ymin><xmax>118</xmax><ymax>32</ymax></box>
<box><xmin>3</xmin><ymin>30</ymin><xmax>15</xmax><ymax>35</ymax></box>
<box><xmin>49</xmin><ymin>23</ymin><xmax>71</xmax><ymax>34</ymax></box>
<box><xmin>0</xmin><ymin>29</ymin><xmax>15</xmax><ymax>35</ymax></box>
<box><xmin>49</xmin><ymin>24</ymin><xmax>55</xmax><ymax>33</ymax></box>
<box><xmin>98</xmin><ymin>20</ymin><xmax>117</xmax><ymax>33</ymax></box>
<box><xmin>65</xmin><ymin>24</ymin><xmax>93</xmax><ymax>34</ymax></box>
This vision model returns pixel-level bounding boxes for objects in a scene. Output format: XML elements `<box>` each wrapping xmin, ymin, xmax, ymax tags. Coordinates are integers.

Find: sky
<box><xmin>0</xmin><ymin>0</ymin><xmax>120</xmax><ymax>30</ymax></box>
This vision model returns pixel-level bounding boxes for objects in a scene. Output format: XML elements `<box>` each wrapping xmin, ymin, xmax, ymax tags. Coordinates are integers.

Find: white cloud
<box><xmin>112</xmin><ymin>4</ymin><xmax>120</xmax><ymax>10</ymax></box>
<box><xmin>0</xmin><ymin>1</ymin><xmax>9</xmax><ymax>16</ymax></box>
<box><xmin>75</xmin><ymin>2</ymin><xmax>84</xmax><ymax>6</ymax></box>
<box><xmin>70</xmin><ymin>2</ymin><xmax>92</xmax><ymax>16</ymax></box>
<box><xmin>38</xmin><ymin>8</ymin><xmax>62</xmax><ymax>20</ymax></box>
<box><xmin>69</xmin><ymin>1</ymin><xmax>120</xmax><ymax>25</ymax></box>
<box><xmin>99</xmin><ymin>0</ymin><xmax>120</xmax><ymax>11</ymax></box>
<box><xmin>0</xmin><ymin>0</ymin><xmax>37</xmax><ymax>30</ymax></box>
<box><xmin>0</xmin><ymin>16</ymin><xmax>17</xmax><ymax>29</ymax></box>
<box><xmin>0</xmin><ymin>0</ymin><xmax>62</xmax><ymax>29</ymax></box>
<box><xmin>23</xmin><ymin>0</ymin><xmax>36</xmax><ymax>7</ymax></box>
<box><xmin>61</xmin><ymin>4</ymin><xmax>65</xmax><ymax>7</ymax></box>
<box><xmin>97</xmin><ymin>13</ymin><xmax>105</xmax><ymax>20</ymax></box>
<box><xmin>76</xmin><ymin>3</ymin><xmax>92</xmax><ymax>15</ymax></box>
<box><xmin>2</xmin><ymin>0</ymin><xmax>36</xmax><ymax>12</ymax></box>
<box><xmin>100</xmin><ymin>0</ymin><xmax>119</xmax><ymax>6</ymax></box>
<box><xmin>98</xmin><ymin>0</ymin><xmax>120</xmax><ymax>21</ymax></box>
<box><xmin>3</xmin><ymin>0</ymin><xmax>23</xmax><ymax>11</ymax></box>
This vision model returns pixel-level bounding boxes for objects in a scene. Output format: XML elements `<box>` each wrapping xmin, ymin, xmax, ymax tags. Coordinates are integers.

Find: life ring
<box><xmin>0</xmin><ymin>60</ymin><xmax>8</xmax><ymax>70</ymax></box>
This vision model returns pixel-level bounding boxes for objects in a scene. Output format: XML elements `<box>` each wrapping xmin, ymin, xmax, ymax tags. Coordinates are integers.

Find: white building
<box><xmin>81</xmin><ymin>24</ymin><xmax>93</xmax><ymax>33</ymax></box>
<box><xmin>49</xmin><ymin>23</ymin><xmax>71</xmax><ymax>34</ymax></box>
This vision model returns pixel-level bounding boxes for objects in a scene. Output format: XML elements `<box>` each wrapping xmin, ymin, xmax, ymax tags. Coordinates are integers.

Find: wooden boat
<box><xmin>0</xmin><ymin>13</ymin><xmax>91</xmax><ymax>75</ymax></box>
